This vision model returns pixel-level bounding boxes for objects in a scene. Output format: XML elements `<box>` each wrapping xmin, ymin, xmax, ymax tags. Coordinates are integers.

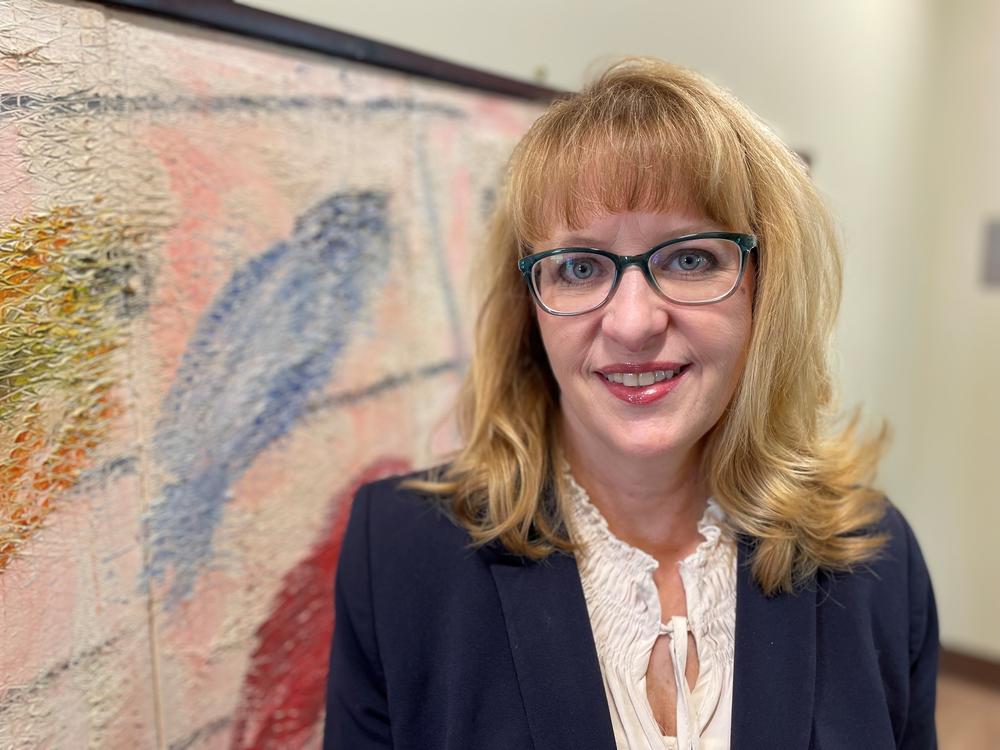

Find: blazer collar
<box><xmin>489</xmin><ymin>550</ymin><xmax>617</xmax><ymax>750</ymax></box>
<box><xmin>730</xmin><ymin>535</ymin><xmax>817</xmax><ymax>749</ymax></box>
<box><xmin>487</xmin><ymin>535</ymin><xmax>818</xmax><ymax>750</ymax></box>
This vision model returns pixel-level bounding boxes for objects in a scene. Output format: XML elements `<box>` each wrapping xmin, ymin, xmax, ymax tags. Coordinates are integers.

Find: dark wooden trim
<box><xmin>940</xmin><ymin>646</ymin><xmax>1000</xmax><ymax>691</ymax></box>
<box><xmin>97</xmin><ymin>0</ymin><xmax>561</xmax><ymax>101</ymax></box>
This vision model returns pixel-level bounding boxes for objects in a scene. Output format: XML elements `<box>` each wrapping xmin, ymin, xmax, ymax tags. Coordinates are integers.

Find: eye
<box><xmin>673</xmin><ymin>252</ymin><xmax>711</xmax><ymax>272</ymax></box>
<box><xmin>565</xmin><ymin>258</ymin><xmax>595</xmax><ymax>279</ymax></box>
<box><xmin>654</xmin><ymin>247</ymin><xmax>719</xmax><ymax>275</ymax></box>
<box><xmin>556</xmin><ymin>255</ymin><xmax>606</xmax><ymax>283</ymax></box>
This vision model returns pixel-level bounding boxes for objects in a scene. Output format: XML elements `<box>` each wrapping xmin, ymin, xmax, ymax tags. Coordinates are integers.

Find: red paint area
<box><xmin>229</xmin><ymin>457</ymin><xmax>412</xmax><ymax>749</ymax></box>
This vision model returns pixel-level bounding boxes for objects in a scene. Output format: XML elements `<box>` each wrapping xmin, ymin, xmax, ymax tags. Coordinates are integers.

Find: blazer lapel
<box><xmin>730</xmin><ymin>536</ymin><xmax>817</xmax><ymax>749</ymax></box>
<box><xmin>489</xmin><ymin>551</ymin><xmax>617</xmax><ymax>750</ymax></box>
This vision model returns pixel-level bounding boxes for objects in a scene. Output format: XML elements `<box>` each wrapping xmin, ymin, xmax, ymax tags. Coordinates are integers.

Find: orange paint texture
<box><xmin>0</xmin><ymin>204</ymin><xmax>145</xmax><ymax>569</ymax></box>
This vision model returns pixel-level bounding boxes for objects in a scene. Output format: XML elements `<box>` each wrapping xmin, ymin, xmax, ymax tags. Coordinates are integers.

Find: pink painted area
<box><xmin>138</xmin><ymin>124</ymin><xmax>296</xmax><ymax>391</ymax></box>
<box><xmin>159</xmin><ymin>567</ymin><xmax>248</xmax><ymax>670</ymax></box>
<box><xmin>142</xmin><ymin>25</ymin><xmax>318</xmax><ymax>100</ymax></box>
<box><xmin>472</xmin><ymin>94</ymin><xmax>543</xmax><ymax>138</ymax></box>
<box><xmin>0</xmin><ymin>125</ymin><xmax>34</xmax><ymax>225</ymax></box>
<box><xmin>225</xmin><ymin>424</ymin><xmax>295</xmax><ymax>519</ymax></box>
<box><xmin>426</xmin><ymin>122</ymin><xmax>474</xmax><ymax>272</ymax></box>
<box><xmin>228</xmin><ymin>457</ymin><xmax>411</xmax><ymax>750</ymax></box>
<box><xmin>0</xmin><ymin>508</ymin><xmax>87</xmax><ymax>684</ymax></box>
<box><xmin>145</xmin><ymin>127</ymin><xmax>226</xmax><ymax>312</ymax></box>
<box><xmin>0</xmin><ymin>471</ymin><xmax>156</xmax><ymax>745</ymax></box>
<box><xmin>139</xmin><ymin>126</ymin><xmax>229</xmax><ymax>392</ymax></box>
<box><xmin>0</xmin><ymin>468</ymin><xmax>138</xmax><ymax>679</ymax></box>
<box><xmin>446</xmin><ymin>164</ymin><xmax>473</xmax><ymax>273</ymax></box>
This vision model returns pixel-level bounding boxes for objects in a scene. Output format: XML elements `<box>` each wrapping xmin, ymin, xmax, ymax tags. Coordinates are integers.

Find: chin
<box><xmin>604</xmin><ymin>429</ymin><xmax>695</xmax><ymax>461</ymax></box>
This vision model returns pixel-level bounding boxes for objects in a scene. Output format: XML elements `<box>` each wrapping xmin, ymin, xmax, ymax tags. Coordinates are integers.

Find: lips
<box><xmin>594</xmin><ymin>362</ymin><xmax>690</xmax><ymax>405</ymax></box>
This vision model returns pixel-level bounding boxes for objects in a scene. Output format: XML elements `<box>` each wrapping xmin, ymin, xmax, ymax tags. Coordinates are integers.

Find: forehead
<box><xmin>511</xmin><ymin>145</ymin><xmax>751</xmax><ymax>254</ymax></box>
<box><xmin>540</xmin><ymin>208</ymin><xmax>725</xmax><ymax>249</ymax></box>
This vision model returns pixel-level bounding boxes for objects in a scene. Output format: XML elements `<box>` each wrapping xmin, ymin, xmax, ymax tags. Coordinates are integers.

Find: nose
<box><xmin>599</xmin><ymin>265</ymin><xmax>670</xmax><ymax>351</ymax></box>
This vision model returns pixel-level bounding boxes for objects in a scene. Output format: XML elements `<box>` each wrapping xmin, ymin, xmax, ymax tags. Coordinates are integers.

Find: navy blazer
<box><xmin>323</xmin><ymin>472</ymin><xmax>938</xmax><ymax>749</ymax></box>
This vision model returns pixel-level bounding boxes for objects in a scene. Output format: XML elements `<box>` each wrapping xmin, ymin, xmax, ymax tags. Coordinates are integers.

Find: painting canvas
<box><xmin>0</xmin><ymin>1</ymin><xmax>543</xmax><ymax>746</ymax></box>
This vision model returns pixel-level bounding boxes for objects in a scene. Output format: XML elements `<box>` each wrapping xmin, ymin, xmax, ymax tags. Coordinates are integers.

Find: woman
<box><xmin>323</xmin><ymin>58</ymin><xmax>938</xmax><ymax>749</ymax></box>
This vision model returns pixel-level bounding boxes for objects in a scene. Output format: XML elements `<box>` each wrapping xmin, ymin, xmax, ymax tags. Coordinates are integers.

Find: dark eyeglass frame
<box><xmin>516</xmin><ymin>231</ymin><xmax>757</xmax><ymax>317</ymax></box>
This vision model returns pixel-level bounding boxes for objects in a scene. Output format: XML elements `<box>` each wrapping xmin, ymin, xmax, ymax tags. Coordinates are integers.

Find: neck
<box><xmin>561</xmin><ymin>420</ymin><xmax>708</xmax><ymax>559</ymax></box>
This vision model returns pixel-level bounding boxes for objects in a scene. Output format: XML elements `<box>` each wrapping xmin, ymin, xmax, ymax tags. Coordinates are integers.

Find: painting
<box><xmin>0</xmin><ymin>1</ymin><xmax>544</xmax><ymax>746</ymax></box>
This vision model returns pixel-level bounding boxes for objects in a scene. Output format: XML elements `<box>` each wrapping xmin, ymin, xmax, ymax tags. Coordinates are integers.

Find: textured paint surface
<box><xmin>229</xmin><ymin>457</ymin><xmax>411</xmax><ymax>750</ymax></box>
<box><xmin>0</xmin><ymin>204</ymin><xmax>146</xmax><ymax>568</ymax></box>
<box><xmin>0</xmin><ymin>1</ymin><xmax>542</xmax><ymax>747</ymax></box>
<box><xmin>147</xmin><ymin>192</ymin><xmax>391</xmax><ymax>606</ymax></box>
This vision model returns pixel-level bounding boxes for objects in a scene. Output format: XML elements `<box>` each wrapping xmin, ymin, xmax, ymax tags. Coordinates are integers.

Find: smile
<box><xmin>601</xmin><ymin>369</ymin><xmax>679</xmax><ymax>386</ymax></box>
<box><xmin>595</xmin><ymin>364</ymin><xmax>690</xmax><ymax>405</ymax></box>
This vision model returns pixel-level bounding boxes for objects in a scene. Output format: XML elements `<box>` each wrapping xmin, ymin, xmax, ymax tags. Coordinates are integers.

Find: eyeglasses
<box><xmin>517</xmin><ymin>231</ymin><xmax>757</xmax><ymax>316</ymax></box>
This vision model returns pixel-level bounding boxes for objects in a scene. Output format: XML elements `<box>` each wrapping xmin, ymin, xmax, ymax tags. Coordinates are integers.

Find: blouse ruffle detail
<box><xmin>564</xmin><ymin>470</ymin><xmax>737</xmax><ymax>750</ymax></box>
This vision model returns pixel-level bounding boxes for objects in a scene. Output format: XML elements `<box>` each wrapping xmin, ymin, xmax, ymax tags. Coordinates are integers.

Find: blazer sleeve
<box><xmin>898</xmin><ymin>508</ymin><xmax>940</xmax><ymax>750</ymax></box>
<box><xmin>323</xmin><ymin>483</ymin><xmax>393</xmax><ymax>749</ymax></box>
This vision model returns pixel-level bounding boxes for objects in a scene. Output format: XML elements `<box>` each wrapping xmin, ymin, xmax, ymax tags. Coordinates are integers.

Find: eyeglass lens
<box><xmin>530</xmin><ymin>237</ymin><xmax>743</xmax><ymax>313</ymax></box>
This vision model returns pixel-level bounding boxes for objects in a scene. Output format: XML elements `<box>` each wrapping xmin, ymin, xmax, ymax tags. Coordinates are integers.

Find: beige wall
<box><xmin>908</xmin><ymin>0</ymin><xmax>1000</xmax><ymax>659</ymax></box>
<box><xmin>239</xmin><ymin>0</ymin><xmax>999</xmax><ymax>658</ymax></box>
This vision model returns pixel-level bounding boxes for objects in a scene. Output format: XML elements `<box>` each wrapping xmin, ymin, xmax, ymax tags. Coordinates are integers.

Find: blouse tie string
<box><xmin>666</xmin><ymin>615</ymin><xmax>699</xmax><ymax>750</ymax></box>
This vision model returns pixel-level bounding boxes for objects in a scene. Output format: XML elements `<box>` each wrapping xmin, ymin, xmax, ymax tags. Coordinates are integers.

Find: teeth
<box><xmin>603</xmin><ymin>368</ymin><xmax>681</xmax><ymax>386</ymax></box>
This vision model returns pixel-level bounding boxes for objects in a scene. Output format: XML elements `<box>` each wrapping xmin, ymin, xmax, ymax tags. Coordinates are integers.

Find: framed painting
<box><xmin>0</xmin><ymin>1</ymin><xmax>550</xmax><ymax>746</ymax></box>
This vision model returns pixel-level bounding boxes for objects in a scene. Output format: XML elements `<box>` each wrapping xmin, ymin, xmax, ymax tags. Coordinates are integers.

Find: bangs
<box><xmin>507</xmin><ymin>72</ymin><xmax>757</xmax><ymax>250</ymax></box>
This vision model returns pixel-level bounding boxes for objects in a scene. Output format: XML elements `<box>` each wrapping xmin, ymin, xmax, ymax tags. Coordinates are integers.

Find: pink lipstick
<box><xmin>595</xmin><ymin>362</ymin><xmax>689</xmax><ymax>405</ymax></box>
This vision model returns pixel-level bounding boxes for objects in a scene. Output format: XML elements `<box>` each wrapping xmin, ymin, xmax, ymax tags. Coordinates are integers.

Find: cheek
<box><xmin>535</xmin><ymin>316</ymin><xmax>569</xmax><ymax>375</ymax></box>
<box><xmin>535</xmin><ymin>315</ymin><xmax>591</xmax><ymax>378</ymax></box>
<box><xmin>701</xmin><ymin>327</ymin><xmax>749</xmax><ymax>366</ymax></box>
<box><xmin>691</xmin><ymin>298</ymin><xmax>753</xmax><ymax>377</ymax></box>
<box><xmin>723</xmin><ymin>303</ymin><xmax>754</xmax><ymax>384</ymax></box>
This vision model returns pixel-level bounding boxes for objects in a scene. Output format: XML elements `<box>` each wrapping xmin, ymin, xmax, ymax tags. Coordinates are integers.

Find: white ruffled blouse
<box><xmin>564</xmin><ymin>471</ymin><xmax>737</xmax><ymax>750</ymax></box>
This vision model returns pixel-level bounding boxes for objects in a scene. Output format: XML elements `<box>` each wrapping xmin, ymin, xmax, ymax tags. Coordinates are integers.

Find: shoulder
<box><xmin>876</xmin><ymin>501</ymin><xmax>933</xmax><ymax>590</ymax></box>
<box><xmin>803</xmin><ymin>499</ymin><xmax>939</xmax><ymax>744</ymax></box>
<box><xmin>829</xmin><ymin>500</ymin><xmax>932</xmax><ymax>601</ymax></box>
<box><xmin>872</xmin><ymin>500</ymin><xmax>936</xmax><ymax>645</ymax></box>
<box><xmin>817</xmin><ymin>499</ymin><xmax>931</xmax><ymax>600</ymax></box>
<box><xmin>815</xmin><ymin>499</ymin><xmax>937</xmax><ymax>662</ymax></box>
<box><xmin>343</xmin><ymin>465</ymin><xmax>497</xmax><ymax>587</ymax></box>
<box><xmin>350</xmin><ymin>465</ymin><xmax>468</xmax><ymax>545</ymax></box>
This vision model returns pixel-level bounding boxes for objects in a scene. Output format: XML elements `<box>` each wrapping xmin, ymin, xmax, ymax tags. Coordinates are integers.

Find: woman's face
<box><xmin>533</xmin><ymin>208</ymin><xmax>755</xmax><ymax>465</ymax></box>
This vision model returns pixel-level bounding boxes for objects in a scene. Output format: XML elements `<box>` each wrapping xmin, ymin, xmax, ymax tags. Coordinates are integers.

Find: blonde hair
<box><xmin>407</xmin><ymin>58</ymin><xmax>887</xmax><ymax>595</ymax></box>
